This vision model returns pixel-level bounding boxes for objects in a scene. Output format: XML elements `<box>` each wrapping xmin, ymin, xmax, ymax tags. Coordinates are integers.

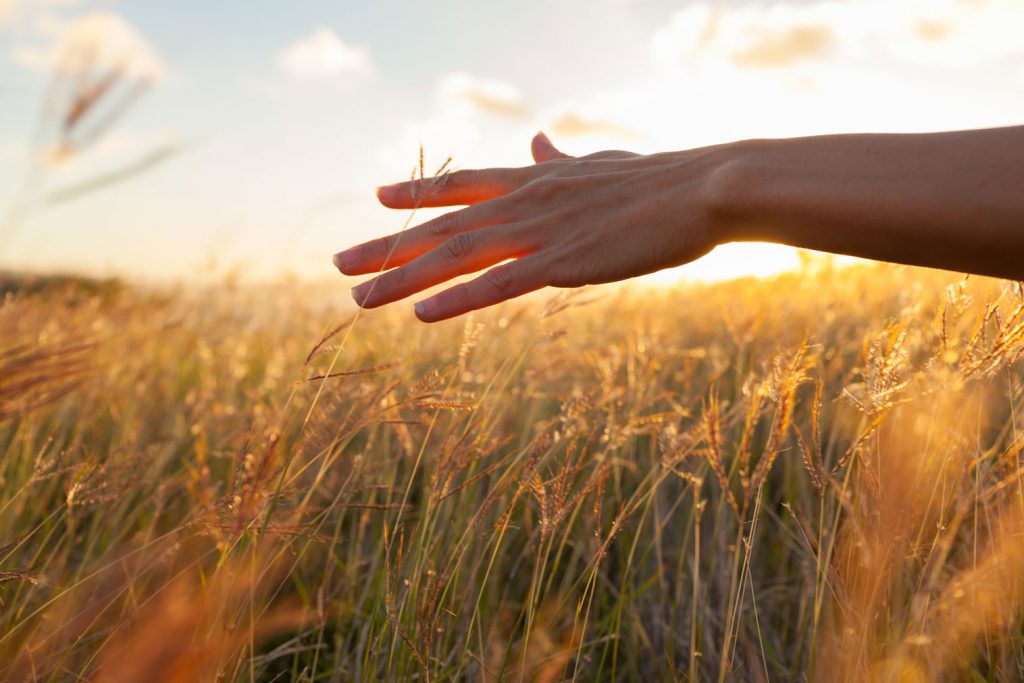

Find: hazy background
<box><xmin>1</xmin><ymin>0</ymin><xmax>1022</xmax><ymax>284</ymax></box>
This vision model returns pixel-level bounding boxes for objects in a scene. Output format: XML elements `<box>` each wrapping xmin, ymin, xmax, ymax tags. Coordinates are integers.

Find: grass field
<box><xmin>3</xmin><ymin>261</ymin><xmax>1024</xmax><ymax>681</ymax></box>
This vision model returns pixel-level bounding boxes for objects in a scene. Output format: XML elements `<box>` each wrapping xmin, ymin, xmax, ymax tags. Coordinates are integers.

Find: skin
<box><xmin>334</xmin><ymin>127</ymin><xmax>1024</xmax><ymax>323</ymax></box>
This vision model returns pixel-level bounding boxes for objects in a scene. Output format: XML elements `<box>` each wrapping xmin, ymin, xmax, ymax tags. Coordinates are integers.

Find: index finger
<box><xmin>377</xmin><ymin>167</ymin><xmax>535</xmax><ymax>209</ymax></box>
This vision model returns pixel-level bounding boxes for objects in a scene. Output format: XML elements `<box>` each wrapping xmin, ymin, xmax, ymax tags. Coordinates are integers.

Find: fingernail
<box><xmin>414</xmin><ymin>298</ymin><xmax>436</xmax><ymax>320</ymax></box>
<box><xmin>376</xmin><ymin>184</ymin><xmax>398</xmax><ymax>202</ymax></box>
<box><xmin>333</xmin><ymin>249</ymin><xmax>359</xmax><ymax>273</ymax></box>
<box><xmin>351</xmin><ymin>284</ymin><xmax>369</xmax><ymax>306</ymax></box>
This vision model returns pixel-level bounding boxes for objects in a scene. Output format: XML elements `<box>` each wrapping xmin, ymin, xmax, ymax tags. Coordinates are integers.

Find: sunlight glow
<box><xmin>640</xmin><ymin>243</ymin><xmax>801</xmax><ymax>285</ymax></box>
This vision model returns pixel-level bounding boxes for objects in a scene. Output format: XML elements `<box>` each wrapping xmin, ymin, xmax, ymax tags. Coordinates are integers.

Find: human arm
<box><xmin>333</xmin><ymin>127</ymin><xmax>1024</xmax><ymax>322</ymax></box>
<box><xmin>717</xmin><ymin>126</ymin><xmax>1024</xmax><ymax>281</ymax></box>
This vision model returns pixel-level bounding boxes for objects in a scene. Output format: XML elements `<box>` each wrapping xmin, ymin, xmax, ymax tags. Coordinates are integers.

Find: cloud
<box><xmin>549</xmin><ymin>110</ymin><xmax>638</xmax><ymax>139</ymax></box>
<box><xmin>730</xmin><ymin>24</ymin><xmax>833</xmax><ymax>68</ymax></box>
<box><xmin>913</xmin><ymin>19</ymin><xmax>951</xmax><ymax>43</ymax></box>
<box><xmin>650</xmin><ymin>6</ymin><xmax>713</xmax><ymax>70</ymax></box>
<box><xmin>277</xmin><ymin>27</ymin><xmax>371</xmax><ymax>81</ymax></box>
<box><xmin>651</xmin><ymin>0</ymin><xmax>1024</xmax><ymax>72</ymax></box>
<box><xmin>887</xmin><ymin>0</ymin><xmax>1024</xmax><ymax>68</ymax></box>
<box><xmin>437</xmin><ymin>72</ymin><xmax>528</xmax><ymax>119</ymax></box>
<box><xmin>11</xmin><ymin>11</ymin><xmax>164</xmax><ymax>81</ymax></box>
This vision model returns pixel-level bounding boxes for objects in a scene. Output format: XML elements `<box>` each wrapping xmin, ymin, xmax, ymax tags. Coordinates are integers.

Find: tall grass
<box><xmin>2</xmin><ymin>263</ymin><xmax>1024</xmax><ymax>681</ymax></box>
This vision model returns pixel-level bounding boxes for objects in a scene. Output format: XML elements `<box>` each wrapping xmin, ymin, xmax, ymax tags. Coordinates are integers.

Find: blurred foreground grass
<box><xmin>3</xmin><ymin>262</ymin><xmax>1024</xmax><ymax>681</ymax></box>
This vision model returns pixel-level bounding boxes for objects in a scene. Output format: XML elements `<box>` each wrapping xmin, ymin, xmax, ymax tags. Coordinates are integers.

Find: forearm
<box><xmin>711</xmin><ymin>127</ymin><xmax>1024</xmax><ymax>280</ymax></box>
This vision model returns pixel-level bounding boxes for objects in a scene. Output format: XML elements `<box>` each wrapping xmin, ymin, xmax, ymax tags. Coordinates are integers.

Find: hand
<box><xmin>333</xmin><ymin>132</ymin><xmax>728</xmax><ymax>322</ymax></box>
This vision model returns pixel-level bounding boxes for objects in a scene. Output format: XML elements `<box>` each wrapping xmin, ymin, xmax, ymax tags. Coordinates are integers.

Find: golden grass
<box><xmin>3</xmin><ymin>263</ymin><xmax>1024</xmax><ymax>681</ymax></box>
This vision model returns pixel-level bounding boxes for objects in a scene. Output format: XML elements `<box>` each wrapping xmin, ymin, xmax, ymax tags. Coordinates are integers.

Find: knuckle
<box><xmin>429</xmin><ymin>211</ymin><xmax>461</xmax><ymax>238</ymax></box>
<box><xmin>482</xmin><ymin>264</ymin><xmax>517</xmax><ymax>295</ymax></box>
<box><xmin>442</xmin><ymin>232</ymin><xmax>475</xmax><ymax>261</ymax></box>
<box><xmin>539</xmin><ymin>158</ymin><xmax>575</xmax><ymax>176</ymax></box>
<box><xmin>519</xmin><ymin>179</ymin><xmax>543</xmax><ymax>200</ymax></box>
<box><xmin>456</xmin><ymin>283</ymin><xmax>475</xmax><ymax>308</ymax></box>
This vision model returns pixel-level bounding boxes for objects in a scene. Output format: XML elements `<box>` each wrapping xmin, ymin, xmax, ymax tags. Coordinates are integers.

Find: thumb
<box><xmin>531</xmin><ymin>131</ymin><xmax>571</xmax><ymax>163</ymax></box>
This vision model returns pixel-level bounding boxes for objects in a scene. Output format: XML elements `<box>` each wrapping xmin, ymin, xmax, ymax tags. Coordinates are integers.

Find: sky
<box><xmin>1</xmin><ymin>0</ymin><xmax>1023</xmax><ymax>284</ymax></box>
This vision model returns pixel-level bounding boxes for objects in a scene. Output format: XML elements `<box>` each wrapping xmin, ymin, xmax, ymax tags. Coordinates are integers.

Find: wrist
<box><xmin>703</xmin><ymin>138</ymin><xmax>780</xmax><ymax>245</ymax></box>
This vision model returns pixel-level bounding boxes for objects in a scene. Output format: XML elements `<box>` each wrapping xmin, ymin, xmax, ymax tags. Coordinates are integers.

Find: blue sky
<box><xmin>2</xmin><ymin>0</ymin><xmax>1023</xmax><ymax>283</ymax></box>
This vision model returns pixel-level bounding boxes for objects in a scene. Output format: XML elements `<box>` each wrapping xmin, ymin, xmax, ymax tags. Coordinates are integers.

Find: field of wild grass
<box><xmin>3</xmin><ymin>262</ymin><xmax>1024</xmax><ymax>681</ymax></box>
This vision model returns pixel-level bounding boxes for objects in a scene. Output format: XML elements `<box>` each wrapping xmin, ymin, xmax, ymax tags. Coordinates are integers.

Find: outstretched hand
<box><xmin>333</xmin><ymin>132</ymin><xmax>727</xmax><ymax>322</ymax></box>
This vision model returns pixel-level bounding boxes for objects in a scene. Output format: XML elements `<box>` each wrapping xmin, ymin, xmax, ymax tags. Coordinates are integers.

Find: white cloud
<box><xmin>437</xmin><ymin>71</ymin><xmax>528</xmax><ymax>119</ymax></box>
<box><xmin>277</xmin><ymin>27</ymin><xmax>371</xmax><ymax>81</ymax></box>
<box><xmin>548</xmin><ymin>108</ymin><xmax>639</xmax><ymax>140</ymax></box>
<box><xmin>650</xmin><ymin>0</ymin><xmax>1024</xmax><ymax>72</ymax></box>
<box><xmin>11</xmin><ymin>11</ymin><xmax>164</xmax><ymax>81</ymax></box>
